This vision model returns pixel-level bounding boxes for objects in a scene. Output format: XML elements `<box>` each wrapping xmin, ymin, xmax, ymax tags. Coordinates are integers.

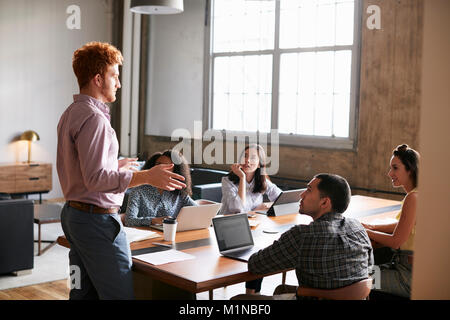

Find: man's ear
<box><xmin>93</xmin><ymin>74</ymin><xmax>103</xmax><ymax>88</ymax></box>
<box><xmin>320</xmin><ymin>197</ymin><xmax>331</xmax><ymax>211</ymax></box>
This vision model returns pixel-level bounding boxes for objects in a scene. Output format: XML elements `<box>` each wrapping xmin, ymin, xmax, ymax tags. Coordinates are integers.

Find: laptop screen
<box><xmin>213</xmin><ymin>214</ymin><xmax>254</xmax><ymax>251</ymax></box>
<box><xmin>272</xmin><ymin>188</ymin><xmax>305</xmax><ymax>206</ymax></box>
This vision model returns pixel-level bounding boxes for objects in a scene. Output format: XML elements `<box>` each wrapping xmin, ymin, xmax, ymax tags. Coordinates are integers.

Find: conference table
<box><xmin>57</xmin><ymin>195</ymin><xmax>402</xmax><ymax>300</ymax></box>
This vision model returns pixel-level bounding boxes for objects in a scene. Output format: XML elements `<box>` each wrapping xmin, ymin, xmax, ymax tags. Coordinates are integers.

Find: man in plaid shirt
<box><xmin>234</xmin><ymin>173</ymin><xmax>373</xmax><ymax>299</ymax></box>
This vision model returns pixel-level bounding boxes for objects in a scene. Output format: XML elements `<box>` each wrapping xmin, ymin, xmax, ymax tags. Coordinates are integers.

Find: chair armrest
<box><xmin>192</xmin><ymin>183</ymin><xmax>222</xmax><ymax>202</ymax></box>
<box><xmin>297</xmin><ymin>279</ymin><xmax>372</xmax><ymax>300</ymax></box>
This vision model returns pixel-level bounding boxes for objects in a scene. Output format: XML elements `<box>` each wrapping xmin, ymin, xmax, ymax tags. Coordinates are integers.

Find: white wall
<box><xmin>145</xmin><ymin>0</ymin><xmax>205</xmax><ymax>137</ymax></box>
<box><xmin>0</xmin><ymin>0</ymin><xmax>114</xmax><ymax>199</ymax></box>
<box><xmin>411</xmin><ymin>0</ymin><xmax>450</xmax><ymax>299</ymax></box>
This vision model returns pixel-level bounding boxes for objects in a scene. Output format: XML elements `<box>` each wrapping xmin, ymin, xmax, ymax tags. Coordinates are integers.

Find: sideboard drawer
<box><xmin>0</xmin><ymin>162</ymin><xmax>52</xmax><ymax>194</ymax></box>
<box><xmin>15</xmin><ymin>176</ymin><xmax>52</xmax><ymax>193</ymax></box>
<box><xmin>15</xmin><ymin>163</ymin><xmax>51</xmax><ymax>180</ymax></box>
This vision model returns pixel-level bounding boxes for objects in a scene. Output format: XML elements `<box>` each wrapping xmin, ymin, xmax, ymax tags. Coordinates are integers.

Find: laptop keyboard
<box><xmin>225</xmin><ymin>246</ymin><xmax>261</xmax><ymax>261</ymax></box>
<box><xmin>232</xmin><ymin>248</ymin><xmax>255</xmax><ymax>255</ymax></box>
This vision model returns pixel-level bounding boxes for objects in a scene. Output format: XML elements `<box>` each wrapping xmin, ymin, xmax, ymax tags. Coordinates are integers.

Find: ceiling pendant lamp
<box><xmin>130</xmin><ymin>0</ymin><xmax>183</xmax><ymax>14</ymax></box>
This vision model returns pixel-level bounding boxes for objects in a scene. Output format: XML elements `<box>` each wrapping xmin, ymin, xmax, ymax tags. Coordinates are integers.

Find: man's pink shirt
<box><xmin>57</xmin><ymin>94</ymin><xmax>133</xmax><ymax>208</ymax></box>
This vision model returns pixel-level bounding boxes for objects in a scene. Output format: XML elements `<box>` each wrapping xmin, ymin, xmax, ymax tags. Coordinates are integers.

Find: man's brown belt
<box><xmin>67</xmin><ymin>201</ymin><xmax>119</xmax><ymax>214</ymax></box>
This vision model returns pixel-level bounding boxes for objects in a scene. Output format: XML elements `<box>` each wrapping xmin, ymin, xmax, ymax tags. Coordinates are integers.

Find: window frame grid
<box><xmin>204</xmin><ymin>0</ymin><xmax>362</xmax><ymax>150</ymax></box>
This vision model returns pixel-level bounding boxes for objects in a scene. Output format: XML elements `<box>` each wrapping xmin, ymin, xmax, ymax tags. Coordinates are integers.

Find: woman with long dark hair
<box><xmin>124</xmin><ymin>150</ymin><xmax>197</xmax><ymax>227</ymax></box>
<box><xmin>363</xmin><ymin>144</ymin><xmax>419</xmax><ymax>298</ymax></box>
<box><xmin>221</xmin><ymin>144</ymin><xmax>282</xmax><ymax>295</ymax></box>
<box><xmin>221</xmin><ymin>144</ymin><xmax>282</xmax><ymax>214</ymax></box>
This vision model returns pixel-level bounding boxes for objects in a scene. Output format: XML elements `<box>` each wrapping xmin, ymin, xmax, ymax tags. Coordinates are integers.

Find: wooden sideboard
<box><xmin>0</xmin><ymin>162</ymin><xmax>52</xmax><ymax>200</ymax></box>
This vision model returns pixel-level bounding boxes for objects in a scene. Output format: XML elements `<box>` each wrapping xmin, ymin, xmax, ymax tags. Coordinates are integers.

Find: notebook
<box><xmin>151</xmin><ymin>203</ymin><xmax>221</xmax><ymax>232</ymax></box>
<box><xmin>123</xmin><ymin>227</ymin><xmax>159</xmax><ymax>243</ymax></box>
<box><xmin>255</xmin><ymin>188</ymin><xmax>305</xmax><ymax>216</ymax></box>
<box><xmin>212</xmin><ymin>213</ymin><xmax>261</xmax><ymax>262</ymax></box>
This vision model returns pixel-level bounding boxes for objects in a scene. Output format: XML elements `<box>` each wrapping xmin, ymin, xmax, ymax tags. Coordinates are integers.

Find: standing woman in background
<box><xmin>362</xmin><ymin>144</ymin><xmax>420</xmax><ymax>299</ymax></box>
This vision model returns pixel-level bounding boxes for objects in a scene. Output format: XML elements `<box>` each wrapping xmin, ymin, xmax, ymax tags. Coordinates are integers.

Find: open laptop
<box><xmin>151</xmin><ymin>203</ymin><xmax>221</xmax><ymax>232</ymax></box>
<box><xmin>212</xmin><ymin>213</ymin><xmax>262</xmax><ymax>262</ymax></box>
<box><xmin>255</xmin><ymin>188</ymin><xmax>305</xmax><ymax>216</ymax></box>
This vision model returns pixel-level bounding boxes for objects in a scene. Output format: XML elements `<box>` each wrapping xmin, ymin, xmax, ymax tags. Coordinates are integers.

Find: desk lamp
<box><xmin>19</xmin><ymin>130</ymin><xmax>40</xmax><ymax>163</ymax></box>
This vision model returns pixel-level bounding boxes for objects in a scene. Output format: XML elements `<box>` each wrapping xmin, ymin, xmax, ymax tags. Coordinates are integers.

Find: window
<box><xmin>207</xmin><ymin>0</ymin><xmax>361</xmax><ymax>148</ymax></box>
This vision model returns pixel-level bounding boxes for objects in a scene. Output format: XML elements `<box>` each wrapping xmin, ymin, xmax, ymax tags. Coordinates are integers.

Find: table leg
<box><xmin>36</xmin><ymin>222</ymin><xmax>57</xmax><ymax>256</ymax></box>
<box><xmin>38</xmin><ymin>223</ymin><xmax>41</xmax><ymax>256</ymax></box>
<box><xmin>133</xmin><ymin>271</ymin><xmax>196</xmax><ymax>300</ymax></box>
<box><xmin>38</xmin><ymin>240</ymin><xmax>57</xmax><ymax>255</ymax></box>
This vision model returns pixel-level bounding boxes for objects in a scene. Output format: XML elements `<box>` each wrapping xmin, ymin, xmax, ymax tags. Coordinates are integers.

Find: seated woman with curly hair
<box><xmin>124</xmin><ymin>150</ymin><xmax>197</xmax><ymax>227</ymax></box>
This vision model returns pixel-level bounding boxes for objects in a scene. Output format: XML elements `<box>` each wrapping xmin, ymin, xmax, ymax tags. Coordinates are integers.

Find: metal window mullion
<box><xmin>212</xmin><ymin>45</ymin><xmax>353</xmax><ymax>58</ymax></box>
<box><xmin>257</xmin><ymin>55</ymin><xmax>261</xmax><ymax>131</ymax></box>
<box><xmin>271</xmin><ymin>0</ymin><xmax>281</xmax><ymax>131</ymax></box>
<box><xmin>312</xmin><ymin>2</ymin><xmax>319</xmax><ymax>136</ymax></box>
<box><xmin>279</xmin><ymin>44</ymin><xmax>354</xmax><ymax>54</ymax></box>
<box><xmin>295</xmin><ymin>5</ymin><xmax>301</xmax><ymax>135</ymax></box>
<box><xmin>226</xmin><ymin>57</ymin><xmax>231</xmax><ymax>130</ymax></box>
<box><xmin>212</xmin><ymin>49</ymin><xmax>274</xmax><ymax>58</ymax></box>
<box><xmin>210</xmin><ymin>56</ymin><xmax>215</xmax><ymax>130</ymax></box>
<box><xmin>241</xmin><ymin>56</ymin><xmax>245</xmax><ymax>131</ymax></box>
<box><xmin>331</xmin><ymin>1</ymin><xmax>338</xmax><ymax>137</ymax></box>
<box><xmin>312</xmin><ymin>52</ymin><xmax>317</xmax><ymax>136</ymax></box>
<box><xmin>257</xmin><ymin>5</ymin><xmax>262</xmax><ymax>132</ymax></box>
<box><xmin>203</xmin><ymin>0</ymin><xmax>213</xmax><ymax>133</ymax></box>
<box><xmin>349</xmin><ymin>0</ymin><xmax>363</xmax><ymax>145</ymax></box>
<box><xmin>331</xmin><ymin>50</ymin><xmax>336</xmax><ymax>137</ymax></box>
<box><xmin>295</xmin><ymin>53</ymin><xmax>299</xmax><ymax>135</ymax></box>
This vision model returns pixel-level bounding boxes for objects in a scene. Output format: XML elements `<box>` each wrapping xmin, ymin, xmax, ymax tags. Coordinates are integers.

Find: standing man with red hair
<box><xmin>57</xmin><ymin>42</ymin><xmax>186</xmax><ymax>300</ymax></box>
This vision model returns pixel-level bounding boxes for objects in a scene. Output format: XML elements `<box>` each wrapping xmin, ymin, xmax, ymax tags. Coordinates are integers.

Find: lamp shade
<box><xmin>19</xmin><ymin>130</ymin><xmax>40</xmax><ymax>142</ymax></box>
<box><xmin>130</xmin><ymin>0</ymin><xmax>183</xmax><ymax>14</ymax></box>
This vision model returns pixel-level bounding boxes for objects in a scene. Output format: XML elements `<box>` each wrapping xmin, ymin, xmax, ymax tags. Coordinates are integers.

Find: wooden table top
<box><xmin>57</xmin><ymin>195</ymin><xmax>401</xmax><ymax>294</ymax></box>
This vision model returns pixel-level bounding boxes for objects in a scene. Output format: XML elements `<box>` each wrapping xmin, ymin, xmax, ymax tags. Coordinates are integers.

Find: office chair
<box><xmin>296</xmin><ymin>278</ymin><xmax>373</xmax><ymax>300</ymax></box>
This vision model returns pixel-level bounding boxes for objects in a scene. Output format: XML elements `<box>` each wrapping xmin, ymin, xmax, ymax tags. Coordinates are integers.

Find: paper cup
<box><xmin>163</xmin><ymin>218</ymin><xmax>177</xmax><ymax>242</ymax></box>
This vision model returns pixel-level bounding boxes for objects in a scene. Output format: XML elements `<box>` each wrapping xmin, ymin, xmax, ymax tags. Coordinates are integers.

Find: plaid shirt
<box><xmin>248</xmin><ymin>212</ymin><xmax>374</xmax><ymax>289</ymax></box>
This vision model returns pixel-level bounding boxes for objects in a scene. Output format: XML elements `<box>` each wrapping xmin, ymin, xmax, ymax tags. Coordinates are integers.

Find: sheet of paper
<box><xmin>123</xmin><ymin>227</ymin><xmax>159</xmax><ymax>243</ymax></box>
<box><xmin>133</xmin><ymin>249</ymin><xmax>195</xmax><ymax>265</ymax></box>
<box><xmin>248</xmin><ymin>220</ymin><xmax>260</xmax><ymax>228</ymax></box>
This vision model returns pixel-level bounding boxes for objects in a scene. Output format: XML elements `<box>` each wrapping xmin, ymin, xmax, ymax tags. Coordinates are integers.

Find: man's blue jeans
<box><xmin>61</xmin><ymin>203</ymin><xmax>134</xmax><ymax>300</ymax></box>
